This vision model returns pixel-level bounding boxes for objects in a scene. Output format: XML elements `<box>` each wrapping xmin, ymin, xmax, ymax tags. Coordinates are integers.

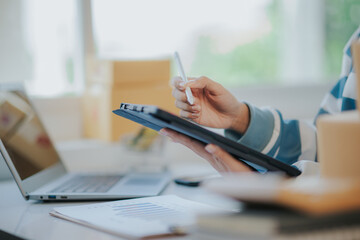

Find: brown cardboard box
<box><xmin>83</xmin><ymin>59</ymin><xmax>177</xmax><ymax>141</ymax></box>
<box><xmin>86</xmin><ymin>58</ymin><xmax>171</xmax><ymax>87</ymax></box>
<box><xmin>83</xmin><ymin>82</ymin><xmax>178</xmax><ymax>141</ymax></box>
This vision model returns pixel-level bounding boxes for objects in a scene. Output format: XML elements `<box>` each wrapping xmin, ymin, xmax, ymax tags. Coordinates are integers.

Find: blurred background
<box><xmin>0</xmin><ymin>0</ymin><xmax>359</xmax><ymax>142</ymax></box>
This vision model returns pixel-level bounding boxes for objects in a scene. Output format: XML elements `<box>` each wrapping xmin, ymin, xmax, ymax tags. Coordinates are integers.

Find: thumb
<box><xmin>185</xmin><ymin>76</ymin><xmax>221</xmax><ymax>93</ymax></box>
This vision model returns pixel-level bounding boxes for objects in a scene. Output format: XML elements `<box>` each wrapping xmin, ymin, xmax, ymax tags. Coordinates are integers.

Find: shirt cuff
<box><xmin>224</xmin><ymin>103</ymin><xmax>275</xmax><ymax>153</ymax></box>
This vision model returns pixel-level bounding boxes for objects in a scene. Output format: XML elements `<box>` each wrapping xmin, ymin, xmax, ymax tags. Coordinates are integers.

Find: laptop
<box><xmin>0</xmin><ymin>83</ymin><xmax>170</xmax><ymax>201</ymax></box>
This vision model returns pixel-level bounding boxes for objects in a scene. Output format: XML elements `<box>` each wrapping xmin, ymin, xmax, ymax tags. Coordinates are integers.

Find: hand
<box><xmin>171</xmin><ymin>76</ymin><xmax>250</xmax><ymax>134</ymax></box>
<box><xmin>160</xmin><ymin>128</ymin><xmax>252</xmax><ymax>174</ymax></box>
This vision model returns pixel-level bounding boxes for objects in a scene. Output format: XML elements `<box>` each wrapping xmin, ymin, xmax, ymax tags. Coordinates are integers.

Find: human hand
<box><xmin>171</xmin><ymin>76</ymin><xmax>250</xmax><ymax>134</ymax></box>
<box><xmin>159</xmin><ymin>128</ymin><xmax>252</xmax><ymax>174</ymax></box>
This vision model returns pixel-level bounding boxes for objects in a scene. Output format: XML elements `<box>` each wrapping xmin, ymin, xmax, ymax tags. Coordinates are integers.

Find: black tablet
<box><xmin>113</xmin><ymin>103</ymin><xmax>301</xmax><ymax>177</ymax></box>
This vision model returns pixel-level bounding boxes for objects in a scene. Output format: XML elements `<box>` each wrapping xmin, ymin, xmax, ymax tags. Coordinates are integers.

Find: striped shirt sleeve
<box><xmin>225</xmin><ymin>25</ymin><xmax>360</xmax><ymax>170</ymax></box>
<box><xmin>225</xmin><ymin>104</ymin><xmax>317</xmax><ymax>167</ymax></box>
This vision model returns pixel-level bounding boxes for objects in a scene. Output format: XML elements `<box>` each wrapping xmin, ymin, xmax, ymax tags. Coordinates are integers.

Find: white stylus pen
<box><xmin>174</xmin><ymin>51</ymin><xmax>194</xmax><ymax>105</ymax></box>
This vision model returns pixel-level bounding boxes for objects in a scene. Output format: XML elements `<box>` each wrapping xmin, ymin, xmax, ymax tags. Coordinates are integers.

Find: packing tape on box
<box><xmin>317</xmin><ymin>111</ymin><xmax>360</xmax><ymax>179</ymax></box>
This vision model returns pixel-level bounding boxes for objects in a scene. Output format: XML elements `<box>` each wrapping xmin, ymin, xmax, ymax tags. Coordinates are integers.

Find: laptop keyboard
<box><xmin>50</xmin><ymin>175</ymin><xmax>123</xmax><ymax>193</ymax></box>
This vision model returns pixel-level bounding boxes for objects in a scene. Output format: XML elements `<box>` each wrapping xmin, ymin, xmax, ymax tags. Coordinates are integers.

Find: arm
<box><xmin>226</xmin><ymin>103</ymin><xmax>317</xmax><ymax>166</ymax></box>
<box><xmin>232</xmin><ymin>26</ymin><xmax>360</xmax><ymax>167</ymax></box>
<box><xmin>169</xmin><ymin>75</ymin><xmax>316</xmax><ymax>172</ymax></box>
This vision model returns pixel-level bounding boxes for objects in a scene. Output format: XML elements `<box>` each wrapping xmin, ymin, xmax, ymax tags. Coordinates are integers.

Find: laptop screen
<box><xmin>0</xmin><ymin>89</ymin><xmax>60</xmax><ymax>180</ymax></box>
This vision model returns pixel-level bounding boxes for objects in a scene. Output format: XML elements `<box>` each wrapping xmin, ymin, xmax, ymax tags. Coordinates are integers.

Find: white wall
<box><xmin>230</xmin><ymin>83</ymin><xmax>333</xmax><ymax>121</ymax></box>
<box><xmin>280</xmin><ymin>0</ymin><xmax>325</xmax><ymax>83</ymax></box>
<box><xmin>0</xmin><ymin>0</ymin><xmax>31</xmax><ymax>83</ymax></box>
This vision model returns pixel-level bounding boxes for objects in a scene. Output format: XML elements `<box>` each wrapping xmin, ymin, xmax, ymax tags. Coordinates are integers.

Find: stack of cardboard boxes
<box><xmin>83</xmin><ymin>59</ymin><xmax>177</xmax><ymax>141</ymax></box>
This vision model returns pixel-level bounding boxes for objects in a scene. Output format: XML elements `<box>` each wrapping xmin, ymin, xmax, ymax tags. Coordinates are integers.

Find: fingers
<box><xmin>159</xmin><ymin>129</ymin><xmax>252</xmax><ymax>174</ymax></box>
<box><xmin>172</xmin><ymin>88</ymin><xmax>187</xmax><ymax>102</ymax></box>
<box><xmin>175</xmin><ymin>100</ymin><xmax>201</xmax><ymax>118</ymax></box>
<box><xmin>159</xmin><ymin>128</ymin><xmax>192</xmax><ymax>145</ymax></box>
<box><xmin>205</xmin><ymin>144</ymin><xmax>252</xmax><ymax>173</ymax></box>
<box><xmin>172</xmin><ymin>75</ymin><xmax>211</xmax><ymax>90</ymax></box>
<box><xmin>160</xmin><ymin>128</ymin><xmax>196</xmax><ymax>147</ymax></box>
<box><xmin>186</xmin><ymin>76</ymin><xmax>221</xmax><ymax>94</ymax></box>
<box><xmin>171</xmin><ymin>76</ymin><xmax>183</xmax><ymax>89</ymax></box>
<box><xmin>159</xmin><ymin>128</ymin><xmax>213</xmax><ymax>159</ymax></box>
<box><xmin>171</xmin><ymin>76</ymin><xmax>196</xmax><ymax>90</ymax></box>
<box><xmin>175</xmin><ymin>100</ymin><xmax>192</xmax><ymax>111</ymax></box>
<box><xmin>179</xmin><ymin>110</ymin><xmax>200</xmax><ymax>119</ymax></box>
<box><xmin>171</xmin><ymin>76</ymin><xmax>220</xmax><ymax>93</ymax></box>
<box><xmin>172</xmin><ymin>76</ymin><xmax>196</xmax><ymax>106</ymax></box>
<box><xmin>172</xmin><ymin>89</ymin><xmax>197</xmax><ymax>108</ymax></box>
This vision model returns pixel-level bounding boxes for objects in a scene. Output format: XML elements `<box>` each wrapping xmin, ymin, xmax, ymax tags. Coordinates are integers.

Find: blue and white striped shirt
<box><xmin>226</xmin><ymin>26</ymin><xmax>360</xmax><ymax>171</ymax></box>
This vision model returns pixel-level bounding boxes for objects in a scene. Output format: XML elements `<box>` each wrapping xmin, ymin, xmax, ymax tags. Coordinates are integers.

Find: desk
<box><xmin>0</xmin><ymin>163</ymin><xmax>239</xmax><ymax>240</ymax></box>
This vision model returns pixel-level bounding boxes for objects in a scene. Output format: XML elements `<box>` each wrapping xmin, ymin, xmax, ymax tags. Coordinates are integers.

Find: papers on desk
<box><xmin>50</xmin><ymin>195</ymin><xmax>224</xmax><ymax>239</ymax></box>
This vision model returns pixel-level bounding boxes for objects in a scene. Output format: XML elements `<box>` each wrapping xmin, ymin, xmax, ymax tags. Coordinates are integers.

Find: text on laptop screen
<box><xmin>0</xmin><ymin>90</ymin><xmax>60</xmax><ymax>180</ymax></box>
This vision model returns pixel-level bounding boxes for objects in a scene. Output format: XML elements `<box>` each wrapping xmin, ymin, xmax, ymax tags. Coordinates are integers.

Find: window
<box><xmin>92</xmin><ymin>0</ymin><xmax>360</xmax><ymax>87</ymax></box>
<box><xmin>92</xmin><ymin>0</ymin><xmax>278</xmax><ymax>85</ymax></box>
<box><xmin>21</xmin><ymin>0</ymin><xmax>360</xmax><ymax>96</ymax></box>
<box><xmin>325</xmin><ymin>0</ymin><xmax>360</xmax><ymax>78</ymax></box>
<box><xmin>23</xmin><ymin>0</ymin><xmax>78</xmax><ymax>96</ymax></box>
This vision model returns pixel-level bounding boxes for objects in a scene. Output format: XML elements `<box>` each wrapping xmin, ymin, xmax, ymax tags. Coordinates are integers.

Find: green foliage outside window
<box><xmin>325</xmin><ymin>0</ymin><xmax>360</xmax><ymax>78</ymax></box>
<box><xmin>188</xmin><ymin>0</ymin><xmax>359</xmax><ymax>86</ymax></box>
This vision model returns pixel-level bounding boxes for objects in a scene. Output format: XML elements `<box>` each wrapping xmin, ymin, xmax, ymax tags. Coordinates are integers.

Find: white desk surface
<box><xmin>0</xmin><ymin>163</ymin><xmax>239</xmax><ymax>240</ymax></box>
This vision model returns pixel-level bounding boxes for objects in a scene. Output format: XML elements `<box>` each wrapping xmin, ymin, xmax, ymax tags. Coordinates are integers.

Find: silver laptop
<box><xmin>0</xmin><ymin>83</ymin><xmax>170</xmax><ymax>201</ymax></box>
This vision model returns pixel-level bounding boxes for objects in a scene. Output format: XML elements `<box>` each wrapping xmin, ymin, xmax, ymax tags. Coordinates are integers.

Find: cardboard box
<box><xmin>86</xmin><ymin>58</ymin><xmax>171</xmax><ymax>87</ymax></box>
<box><xmin>83</xmin><ymin>82</ymin><xmax>178</xmax><ymax>141</ymax></box>
<box><xmin>83</xmin><ymin>59</ymin><xmax>177</xmax><ymax>141</ymax></box>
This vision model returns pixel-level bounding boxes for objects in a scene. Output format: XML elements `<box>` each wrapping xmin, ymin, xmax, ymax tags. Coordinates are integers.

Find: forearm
<box><xmin>229</xmin><ymin>102</ymin><xmax>250</xmax><ymax>134</ymax></box>
<box><xmin>225</xmin><ymin>103</ymin><xmax>317</xmax><ymax>165</ymax></box>
<box><xmin>226</xmin><ymin>103</ymin><xmax>276</xmax><ymax>153</ymax></box>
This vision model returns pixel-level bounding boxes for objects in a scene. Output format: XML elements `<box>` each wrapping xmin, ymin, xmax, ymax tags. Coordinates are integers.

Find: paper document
<box><xmin>50</xmin><ymin>195</ymin><xmax>223</xmax><ymax>239</ymax></box>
